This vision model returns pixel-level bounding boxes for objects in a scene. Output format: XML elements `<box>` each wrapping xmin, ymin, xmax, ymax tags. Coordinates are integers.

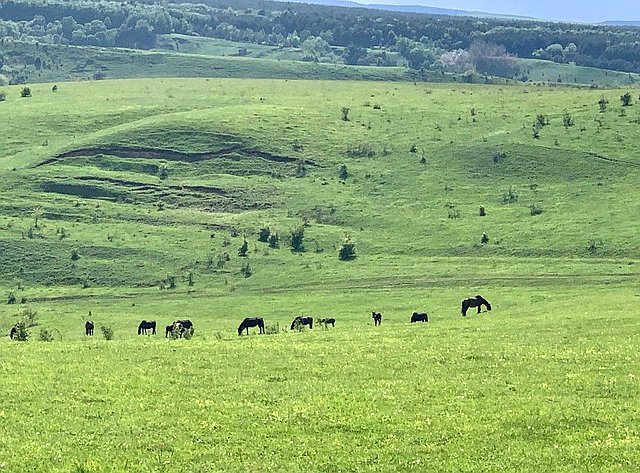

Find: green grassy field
<box><xmin>0</xmin><ymin>77</ymin><xmax>639</xmax><ymax>471</ymax></box>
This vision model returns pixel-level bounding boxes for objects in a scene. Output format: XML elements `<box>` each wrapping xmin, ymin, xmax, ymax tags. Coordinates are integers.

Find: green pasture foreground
<box><xmin>1</xmin><ymin>283</ymin><xmax>639</xmax><ymax>472</ymax></box>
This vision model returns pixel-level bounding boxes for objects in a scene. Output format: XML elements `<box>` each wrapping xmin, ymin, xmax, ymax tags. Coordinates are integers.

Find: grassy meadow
<box><xmin>0</xmin><ymin>76</ymin><xmax>639</xmax><ymax>471</ymax></box>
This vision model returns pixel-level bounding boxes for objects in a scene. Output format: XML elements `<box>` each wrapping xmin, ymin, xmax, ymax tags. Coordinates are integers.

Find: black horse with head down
<box><xmin>238</xmin><ymin>317</ymin><xmax>265</xmax><ymax>336</ymax></box>
<box><xmin>291</xmin><ymin>316</ymin><xmax>313</xmax><ymax>331</ymax></box>
<box><xmin>138</xmin><ymin>320</ymin><xmax>157</xmax><ymax>335</ymax></box>
<box><xmin>411</xmin><ymin>312</ymin><xmax>429</xmax><ymax>323</ymax></box>
<box><xmin>461</xmin><ymin>295</ymin><xmax>492</xmax><ymax>317</ymax></box>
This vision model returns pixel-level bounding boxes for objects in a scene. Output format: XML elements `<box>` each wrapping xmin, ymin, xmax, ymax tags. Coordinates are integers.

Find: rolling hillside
<box><xmin>0</xmin><ymin>77</ymin><xmax>639</xmax><ymax>471</ymax></box>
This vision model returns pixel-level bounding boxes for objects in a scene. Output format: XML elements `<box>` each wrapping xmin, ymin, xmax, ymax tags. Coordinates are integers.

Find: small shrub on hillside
<box><xmin>598</xmin><ymin>97</ymin><xmax>609</xmax><ymax>113</ymax></box>
<box><xmin>0</xmin><ymin>91</ymin><xmax>5</xmax><ymax>102</ymax></box>
<box><xmin>240</xmin><ymin>261</ymin><xmax>252</xmax><ymax>278</ymax></box>
<box><xmin>621</xmin><ymin>92</ymin><xmax>633</xmax><ymax>107</ymax></box>
<box><xmin>481</xmin><ymin>232</ymin><xmax>489</xmax><ymax>244</ymax></box>
<box><xmin>493</xmin><ymin>151</ymin><xmax>507</xmax><ymax>164</ymax></box>
<box><xmin>71</xmin><ymin>249</ymin><xmax>80</xmax><ymax>261</ymax></box>
<box><xmin>446</xmin><ymin>203</ymin><xmax>460</xmax><ymax>219</ymax></box>
<box><xmin>530</xmin><ymin>203</ymin><xmax>544</xmax><ymax>216</ymax></box>
<box><xmin>7</xmin><ymin>292</ymin><xmax>16</xmax><ymax>304</ymax></box>
<box><xmin>166</xmin><ymin>274</ymin><xmax>176</xmax><ymax>289</ymax></box>
<box><xmin>268</xmin><ymin>233</ymin><xmax>279</xmax><ymax>249</ymax></box>
<box><xmin>290</xmin><ymin>227</ymin><xmax>305</xmax><ymax>252</ymax></box>
<box><xmin>100</xmin><ymin>324</ymin><xmax>114</xmax><ymax>340</ymax></box>
<box><xmin>346</xmin><ymin>143</ymin><xmax>376</xmax><ymax>158</ymax></box>
<box><xmin>238</xmin><ymin>239</ymin><xmax>248</xmax><ymax>257</ymax></box>
<box><xmin>587</xmin><ymin>238</ymin><xmax>602</xmax><ymax>254</ymax></box>
<box><xmin>20</xmin><ymin>308</ymin><xmax>38</xmax><ymax>327</ymax></box>
<box><xmin>295</xmin><ymin>159</ymin><xmax>307</xmax><ymax>177</ymax></box>
<box><xmin>38</xmin><ymin>328</ymin><xmax>54</xmax><ymax>342</ymax></box>
<box><xmin>265</xmin><ymin>322</ymin><xmax>281</xmax><ymax>335</ymax></box>
<box><xmin>20</xmin><ymin>86</ymin><xmax>31</xmax><ymax>98</ymax></box>
<box><xmin>12</xmin><ymin>321</ymin><xmax>28</xmax><ymax>341</ymax></box>
<box><xmin>563</xmin><ymin>111</ymin><xmax>574</xmax><ymax>128</ymax></box>
<box><xmin>338</xmin><ymin>164</ymin><xmax>349</xmax><ymax>180</ymax></box>
<box><xmin>158</xmin><ymin>165</ymin><xmax>168</xmax><ymax>180</ymax></box>
<box><xmin>187</xmin><ymin>271</ymin><xmax>194</xmax><ymax>287</ymax></box>
<box><xmin>258</xmin><ymin>227</ymin><xmax>271</xmax><ymax>243</ymax></box>
<box><xmin>532</xmin><ymin>121</ymin><xmax>542</xmax><ymax>139</ymax></box>
<box><xmin>338</xmin><ymin>237</ymin><xmax>356</xmax><ymax>261</ymax></box>
<box><xmin>502</xmin><ymin>187</ymin><xmax>518</xmax><ymax>204</ymax></box>
<box><xmin>479</xmin><ymin>206</ymin><xmax>486</xmax><ymax>217</ymax></box>
<box><xmin>341</xmin><ymin>107</ymin><xmax>350</xmax><ymax>121</ymax></box>
<box><xmin>536</xmin><ymin>114</ymin><xmax>549</xmax><ymax>126</ymax></box>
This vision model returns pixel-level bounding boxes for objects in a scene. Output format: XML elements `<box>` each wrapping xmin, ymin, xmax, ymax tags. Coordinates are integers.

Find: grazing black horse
<box><xmin>461</xmin><ymin>295</ymin><xmax>492</xmax><ymax>317</ymax></box>
<box><xmin>291</xmin><ymin>316</ymin><xmax>313</xmax><ymax>330</ymax></box>
<box><xmin>319</xmin><ymin>318</ymin><xmax>336</xmax><ymax>328</ymax></box>
<box><xmin>238</xmin><ymin>317</ymin><xmax>265</xmax><ymax>336</ymax></box>
<box><xmin>85</xmin><ymin>320</ymin><xmax>94</xmax><ymax>336</ymax></box>
<box><xmin>138</xmin><ymin>320</ymin><xmax>157</xmax><ymax>335</ymax></box>
<box><xmin>372</xmin><ymin>311</ymin><xmax>382</xmax><ymax>326</ymax></box>
<box><xmin>411</xmin><ymin>312</ymin><xmax>429</xmax><ymax>323</ymax></box>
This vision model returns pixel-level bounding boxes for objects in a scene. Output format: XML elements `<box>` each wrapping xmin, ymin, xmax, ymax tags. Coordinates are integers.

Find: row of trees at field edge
<box><xmin>2</xmin><ymin>0</ymin><xmax>640</xmax><ymax>74</ymax></box>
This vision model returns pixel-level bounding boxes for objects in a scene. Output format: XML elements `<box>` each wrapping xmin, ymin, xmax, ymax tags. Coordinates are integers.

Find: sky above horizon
<box><xmin>350</xmin><ymin>0</ymin><xmax>637</xmax><ymax>23</ymax></box>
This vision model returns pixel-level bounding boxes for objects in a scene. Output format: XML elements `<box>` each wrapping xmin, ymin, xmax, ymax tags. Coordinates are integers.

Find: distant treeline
<box><xmin>2</xmin><ymin>0</ymin><xmax>640</xmax><ymax>74</ymax></box>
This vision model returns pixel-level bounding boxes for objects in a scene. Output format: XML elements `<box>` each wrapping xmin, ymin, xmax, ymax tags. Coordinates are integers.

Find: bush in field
<box><xmin>240</xmin><ymin>261</ymin><xmax>252</xmax><ymax>278</ymax></box>
<box><xmin>20</xmin><ymin>86</ymin><xmax>31</xmax><ymax>98</ymax></box>
<box><xmin>346</xmin><ymin>143</ymin><xmax>376</xmax><ymax>158</ymax></box>
<box><xmin>268</xmin><ymin>233</ymin><xmax>279</xmax><ymax>249</ymax></box>
<box><xmin>238</xmin><ymin>239</ymin><xmax>248</xmax><ymax>257</ymax></box>
<box><xmin>100</xmin><ymin>324</ymin><xmax>114</xmax><ymax>340</ymax></box>
<box><xmin>598</xmin><ymin>96</ymin><xmax>609</xmax><ymax>113</ymax></box>
<box><xmin>258</xmin><ymin>227</ymin><xmax>271</xmax><ymax>243</ymax></box>
<box><xmin>7</xmin><ymin>292</ymin><xmax>16</xmax><ymax>304</ymax></box>
<box><xmin>290</xmin><ymin>227</ymin><xmax>305</xmax><ymax>252</ymax></box>
<box><xmin>338</xmin><ymin>164</ymin><xmax>349</xmax><ymax>180</ymax></box>
<box><xmin>563</xmin><ymin>111</ymin><xmax>574</xmax><ymax>128</ymax></box>
<box><xmin>481</xmin><ymin>232</ymin><xmax>489</xmax><ymax>244</ymax></box>
<box><xmin>0</xmin><ymin>91</ymin><xmax>6</xmax><ymax>102</ymax></box>
<box><xmin>621</xmin><ymin>92</ymin><xmax>633</xmax><ymax>107</ymax></box>
<box><xmin>530</xmin><ymin>203</ymin><xmax>544</xmax><ymax>216</ymax></box>
<box><xmin>38</xmin><ymin>328</ymin><xmax>54</xmax><ymax>342</ymax></box>
<box><xmin>341</xmin><ymin>107</ymin><xmax>350</xmax><ymax>121</ymax></box>
<box><xmin>339</xmin><ymin>237</ymin><xmax>356</xmax><ymax>260</ymax></box>
<box><xmin>19</xmin><ymin>308</ymin><xmax>38</xmax><ymax>327</ymax></box>
<box><xmin>502</xmin><ymin>186</ymin><xmax>518</xmax><ymax>203</ymax></box>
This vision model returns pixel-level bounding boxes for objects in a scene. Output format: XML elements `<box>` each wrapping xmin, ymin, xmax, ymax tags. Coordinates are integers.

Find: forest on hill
<box><xmin>2</xmin><ymin>0</ymin><xmax>640</xmax><ymax>83</ymax></box>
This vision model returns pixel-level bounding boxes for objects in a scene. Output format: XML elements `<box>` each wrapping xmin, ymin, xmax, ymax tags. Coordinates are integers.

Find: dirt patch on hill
<box><xmin>37</xmin><ymin>145</ymin><xmax>319</xmax><ymax>167</ymax></box>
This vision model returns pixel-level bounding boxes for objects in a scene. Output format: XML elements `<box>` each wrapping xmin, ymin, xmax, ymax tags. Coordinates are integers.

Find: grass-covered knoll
<box><xmin>1</xmin><ymin>40</ymin><xmax>416</xmax><ymax>85</ymax></box>
<box><xmin>1</xmin><ymin>77</ymin><xmax>640</xmax><ymax>471</ymax></box>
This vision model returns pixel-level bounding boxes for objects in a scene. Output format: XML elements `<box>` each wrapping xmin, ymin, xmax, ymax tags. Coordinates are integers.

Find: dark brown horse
<box><xmin>461</xmin><ymin>295</ymin><xmax>492</xmax><ymax>317</ymax></box>
<box><xmin>291</xmin><ymin>316</ymin><xmax>313</xmax><ymax>330</ymax></box>
<box><xmin>411</xmin><ymin>312</ymin><xmax>429</xmax><ymax>323</ymax></box>
<box><xmin>238</xmin><ymin>317</ymin><xmax>265</xmax><ymax>336</ymax></box>
<box><xmin>138</xmin><ymin>320</ymin><xmax>156</xmax><ymax>335</ymax></box>
<box><xmin>372</xmin><ymin>311</ymin><xmax>382</xmax><ymax>326</ymax></box>
<box><xmin>319</xmin><ymin>318</ymin><xmax>335</xmax><ymax>328</ymax></box>
<box><xmin>85</xmin><ymin>320</ymin><xmax>94</xmax><ymax>336</ymax></box>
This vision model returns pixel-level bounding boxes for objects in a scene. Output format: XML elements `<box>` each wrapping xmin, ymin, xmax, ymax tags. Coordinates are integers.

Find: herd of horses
<box><xmin>8</xmin><ymin>296</ymin><xmax>492</xmax><ymax>339</ymax></box>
